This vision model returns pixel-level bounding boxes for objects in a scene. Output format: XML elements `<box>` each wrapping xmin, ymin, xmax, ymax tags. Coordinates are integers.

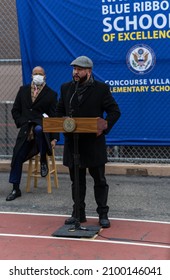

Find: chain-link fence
<box><xmin>107</xmin><ymin>145</ymin><xmax>170</xmax><ymax>163</ymax></box>
<box><xmin>0</xmin><ymin>1</ymin><xmax>170</xmax><ymax>163</ymax></box>
<box><xmin>0</xmin><ymin>0</ymin><xmax>21</xmax><ymax>159</ymax></box>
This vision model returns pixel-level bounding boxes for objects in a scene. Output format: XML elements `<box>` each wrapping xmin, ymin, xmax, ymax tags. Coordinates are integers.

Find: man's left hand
<box><xmin>97</xmin><ymin>118</ymin><xmax>108</xmax><ymax>136</ymax></box>
<box><xmin>51</xmin><ymin>139</ymin><xmax>56</xmax><ymax>148</ymax></box>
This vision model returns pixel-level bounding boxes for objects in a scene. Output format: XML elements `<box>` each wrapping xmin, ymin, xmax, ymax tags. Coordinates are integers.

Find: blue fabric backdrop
<box><xmin>16</xmin><ymin>0</ymin><xmax>170</xmax><ymax>145</ymax></box>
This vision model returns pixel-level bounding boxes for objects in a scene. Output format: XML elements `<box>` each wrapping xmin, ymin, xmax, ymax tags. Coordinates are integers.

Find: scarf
<box><xmin>31</xmin><ymin>82</ymin><xmax>45</xmax><ymax>102</ymax></box>
<box><xmin>28</xmin><ymin>82</ymin><xmax>45</xmax><ymax>141</ymax></box>
<box><xmin>75</xmin><ymin>75</ymin><xmax>94</xmax><ymax>102</ymax></box>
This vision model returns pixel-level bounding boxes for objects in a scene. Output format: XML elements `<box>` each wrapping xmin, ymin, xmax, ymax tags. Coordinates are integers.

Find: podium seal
<box><xmin>63</xmin><ymin>117</ymin><xmax>76</xmax><ymax>132</ymax></box>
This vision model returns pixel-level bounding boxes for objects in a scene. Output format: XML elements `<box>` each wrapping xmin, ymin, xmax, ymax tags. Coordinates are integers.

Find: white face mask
<box><xmin>32</xmin><ymin>75</ymin><xmax>44</xmax><ymax>85</ymax></box>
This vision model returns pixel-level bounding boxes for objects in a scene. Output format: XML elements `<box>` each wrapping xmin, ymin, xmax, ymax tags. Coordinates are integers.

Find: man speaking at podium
<box><xmin>56</xmin><ymin>56</ymin><xmax>121</xmax><ymax>228</ymax></box>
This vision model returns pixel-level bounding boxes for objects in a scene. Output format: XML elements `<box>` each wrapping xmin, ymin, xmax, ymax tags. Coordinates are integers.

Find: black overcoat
<box><xmin>56</xmin><ymin>80</ymin><xmax>121</xmax><ymax>168</ymax></box>
<box><xmin>11</xmin><ymin>84</ymin><xmax>59</xmax><ymax>167</ymax></box>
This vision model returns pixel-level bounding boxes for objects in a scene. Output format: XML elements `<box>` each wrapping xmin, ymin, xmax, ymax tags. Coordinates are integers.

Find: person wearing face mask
<box><xmin>6</xmin><ymin>66</ymin><xmax>59</xmax><ymax>201</ymax></box>
<box><xmin>56</xmin><ymin>56</ymin><xmax>121</xmax><ymax>228</ymax></box>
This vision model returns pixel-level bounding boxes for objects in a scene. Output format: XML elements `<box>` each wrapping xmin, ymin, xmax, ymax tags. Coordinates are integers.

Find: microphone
<box><xmin>74</xmin><ymin>80</ymin><xmax>79</xmax><ymax>93</ymax></box>
<box><xmin>69</xmin><ymin>80</ymin><xmax>79</xmax><ymax>117</ymax></box>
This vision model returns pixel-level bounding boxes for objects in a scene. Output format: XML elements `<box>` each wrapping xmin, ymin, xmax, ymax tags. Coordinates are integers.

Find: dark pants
<box><xmin>69</xmin><ymin>165</ymin><xmax>109</xmax><ymax>217</ymax></box>
<box><xmin>9</xmin><ymin>125</ymin><xmax>47</xmax><ymax>185</ymax></box>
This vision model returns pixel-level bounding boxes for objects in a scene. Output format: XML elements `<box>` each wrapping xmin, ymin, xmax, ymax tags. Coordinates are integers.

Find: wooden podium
<box><xmin>43</xmin><ymin>117</ymin><xmax>107</xmax><ymax>134</ymax></box>
<box><xmin>43</xmin><ymin>117</ymin><xmax>106</xmax><ymax>237</ymax></box>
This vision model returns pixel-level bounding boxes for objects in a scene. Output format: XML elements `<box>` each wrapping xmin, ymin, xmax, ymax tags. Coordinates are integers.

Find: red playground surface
<box><xmin>0</xmin><ymin>212</ymin><xmax>169</xmax><ymax>260</ymax></box>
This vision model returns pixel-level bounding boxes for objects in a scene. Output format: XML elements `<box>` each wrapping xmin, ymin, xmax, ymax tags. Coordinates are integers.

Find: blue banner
<box><xmin>16</xmin><ymin>0</ymin><xmax>170</xmax><ymax>145</ymax></box>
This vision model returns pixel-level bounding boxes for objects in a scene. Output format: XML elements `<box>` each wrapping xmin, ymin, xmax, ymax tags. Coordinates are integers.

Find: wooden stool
<box><xmin>26</xmin><ymin>148</ymin><xmax>58</xmax><ymax>193</ymax></box>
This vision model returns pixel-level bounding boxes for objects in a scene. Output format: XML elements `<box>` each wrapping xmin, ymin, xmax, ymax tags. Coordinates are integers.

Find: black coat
<box><xmin>56</xmin><ymin>80</ymin><xmax>121</xmax><ymax>168</ymax></box>
<box><xmin>11</xmin><ymin>84</ymin><xmax>59</xmax><ymax>166</ymax></box>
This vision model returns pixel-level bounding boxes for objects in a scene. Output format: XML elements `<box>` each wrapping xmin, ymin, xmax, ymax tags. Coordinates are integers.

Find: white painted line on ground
<box><xmin>0</xmin><ymin>211</ymin><xmax>169</xmax><ymax>224</ymax></box>
<box><xmin>0</xmin><ymin>233</ymin><xmax>169</xmax><ymax>249</ymax></box>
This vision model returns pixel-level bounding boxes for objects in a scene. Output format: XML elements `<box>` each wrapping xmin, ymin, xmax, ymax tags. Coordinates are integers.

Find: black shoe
<box><xmin>6</xmin><ymin>189</ymin><xmax>21</xmax><ymax>201</ymax></box>
<box><xmin>65</xmin><ymin>216</ymin><xmax>87</xmax><ymax>225</ymax></box>
<box><xmin>40</xmin><ymin>161</ymin><xmax>48</xmax><ymax>177</ymax></box>
<box><xmin>99</xmin><ymin>215</ymin><xmax>110</xmax><ymax>228</ymax></box>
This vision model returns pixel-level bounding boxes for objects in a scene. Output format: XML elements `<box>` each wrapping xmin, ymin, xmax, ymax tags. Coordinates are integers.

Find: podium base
<box><xmin>52</xmin><ymin>224</ymin><xmax>101</xmax><ymax>238</ymax></box>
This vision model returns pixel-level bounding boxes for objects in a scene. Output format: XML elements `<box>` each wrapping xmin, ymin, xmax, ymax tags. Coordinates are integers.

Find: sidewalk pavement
<box><xmin>1</xmin><ymin>159</ymin><xmax>170</xmax><ymax>176</ymax></box>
